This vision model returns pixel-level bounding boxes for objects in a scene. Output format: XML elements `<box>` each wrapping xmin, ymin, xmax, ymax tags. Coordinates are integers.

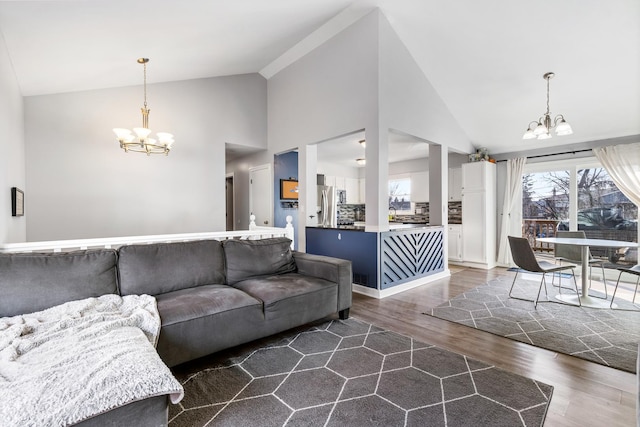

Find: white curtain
<box><xmin>496</xmin><ymin>157</ymin><xmax>527</xmax><ymax>266</ymax></box>
<box><xmin>593</xmin><ymin>143</ymin><xmax>640</xmax><ymax>207</ymax></box>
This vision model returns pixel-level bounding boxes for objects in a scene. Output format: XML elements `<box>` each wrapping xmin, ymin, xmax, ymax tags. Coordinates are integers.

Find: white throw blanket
<box><xmin>0</xmin><ymin>294</ymin><xmax>183</xmax><ymax>427</ymax></box>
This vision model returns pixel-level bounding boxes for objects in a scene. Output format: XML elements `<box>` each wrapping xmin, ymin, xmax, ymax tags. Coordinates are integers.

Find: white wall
<box><xmin>448</xmin><ymin>152</ymin><xmax>468</xmax><ymax>169</ymax></box>
<box><xmin>317</xmin><ymin>162</ymin><xmax>360</xmax><ymax>179</ymax></box>
<box><xmin>378</xmin><ymin>13</ymin><xmax>472</xmax><ymax>154</ymax></box>
<box><xmin>25</xmin><ymin>73</ymin><xmax>267</xmax><ymax>240</ymax></box>
<box><xmin>0</xmin><ymin>32</ymin><xmax>26</xmax><ymax>243</ymax></box>
<box><xmin>267</xmin><ymin>12</ymin><xmax>379</xmax><ymax>154</ymax></box>
<box><xmin>389</xmin><ymin>158</ymin><xmax>428</xmax><ymax>175</ymax></box>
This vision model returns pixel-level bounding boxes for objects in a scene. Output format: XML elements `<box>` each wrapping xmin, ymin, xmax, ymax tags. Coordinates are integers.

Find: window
<box><xmin>388</xmin><ymin>177</ymin><xmax>411</xmax><ymax>211</ymax></box>
<box><xmin>522</xmin><ymin>158</ymin><xmax>637</xmax><ymax>264</ymax></box>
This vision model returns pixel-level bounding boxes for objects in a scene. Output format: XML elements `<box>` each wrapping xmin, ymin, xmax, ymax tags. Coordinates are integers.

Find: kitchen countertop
<box><xmin>307</xmin><ymin>224</ymin><xmax>366</xmax><ymax>231</ymax></box>
<box><xmin>306</xmin><ymin>223</ymin><xmax>432</xmax><ymax>231</ymax></box>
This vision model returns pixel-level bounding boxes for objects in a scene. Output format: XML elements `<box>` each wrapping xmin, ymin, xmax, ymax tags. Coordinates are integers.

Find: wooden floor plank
<box><xmin>350</xmin><ymin>266</ymin><xmax>637</xmax><ymax>426</ymax></box>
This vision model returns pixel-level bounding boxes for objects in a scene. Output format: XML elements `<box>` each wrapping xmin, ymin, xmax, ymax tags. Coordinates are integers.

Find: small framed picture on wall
<box><xmin>11</xmin><ymin>187</ymin><xmax>24</xmax><ymax>217</ymax></box>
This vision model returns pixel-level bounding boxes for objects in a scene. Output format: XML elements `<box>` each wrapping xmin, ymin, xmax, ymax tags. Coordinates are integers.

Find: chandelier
<box><xmin>113</xmin><ymin>58</ymin><xmax>174</xmax><ymax>155</ymax></box>
<box><xmin>522</xmin><ymin>72</ymin><xmax>573</xmax><ymax>140</ymax></box>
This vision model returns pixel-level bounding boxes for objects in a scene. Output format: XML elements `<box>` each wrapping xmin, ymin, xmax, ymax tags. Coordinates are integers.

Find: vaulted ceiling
<box><xmin>0</xmin><ymin>0</ymin><xmax>638</xmax><ymax>155</ymax></box>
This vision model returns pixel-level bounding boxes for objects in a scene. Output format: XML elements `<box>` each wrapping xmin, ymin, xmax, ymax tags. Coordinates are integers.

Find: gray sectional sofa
<box><xmin>0</xmin><ymin>237</ymin><xmax>352</xmax><ymax>426</ymax></box>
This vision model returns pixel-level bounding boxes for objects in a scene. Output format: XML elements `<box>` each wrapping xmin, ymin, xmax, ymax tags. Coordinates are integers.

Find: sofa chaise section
<box><xmin>0</xmin><ymin>249</ymin><xmax>174</xmax><ymax>427</ymax></box>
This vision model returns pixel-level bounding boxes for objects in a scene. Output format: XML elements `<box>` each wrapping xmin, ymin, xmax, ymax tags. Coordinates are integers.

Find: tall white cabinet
<box><xmin>461</xmin><ymin>161</ymin><xmax>496</xmax><ymax>269</ymax></box>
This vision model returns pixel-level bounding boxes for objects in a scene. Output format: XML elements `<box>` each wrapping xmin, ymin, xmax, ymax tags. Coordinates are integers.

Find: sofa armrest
<box><xmin>292</xmin><ymin>251</ymin><xmax>352</xmax><ymax>313</ymax></box>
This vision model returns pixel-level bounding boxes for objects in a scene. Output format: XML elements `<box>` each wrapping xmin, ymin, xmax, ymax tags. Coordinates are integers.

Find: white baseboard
<box><xmin>449</xmin><ymin>260</ymin><xmax>496</xmax><ymax>270</ymax></box>
<box><xmin>352</xmin><ymin>270</ymin><xmax>451</xmax><ymax>299</ymax></box>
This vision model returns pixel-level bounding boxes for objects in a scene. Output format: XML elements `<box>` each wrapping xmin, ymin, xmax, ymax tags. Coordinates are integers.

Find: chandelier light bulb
<box><xmin>113</xmin><ymin>128</ymin><xmax>132</xmax><ymax>139</ymax></box>
<box><xmin>533</xmin><ymin>123</ymin><xmax>547</xmax><ymax>136</ymax></box>
<box><xmin>156</xmin><ymin>132</ymin><xmax>175</xmax><ymax>146</ymax></box>
<box><xmin>522</xmin><ymin>122</ymin><xmax>537</xmax><ymax>139</ymax></box>
<box><xmin>555</xmin><ymin>118</ymin><xmax>573</xmax><ymax>135</ymax></box>
<box><xmin>133</xmin><ymin>127</ymin><xmax>152</xmax><ymax>139</ymax></box>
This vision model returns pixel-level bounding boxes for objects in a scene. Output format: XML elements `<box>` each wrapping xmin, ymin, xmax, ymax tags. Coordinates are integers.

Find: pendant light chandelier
<box><xmin>522</xmin><ymin>72</ymin><xmax>573</xmax><ymax>140</ymax></box>
<box><xmin>113</xmin><ymin>58</ymin><xmax>174</xmax><ymax>155</ymax></box>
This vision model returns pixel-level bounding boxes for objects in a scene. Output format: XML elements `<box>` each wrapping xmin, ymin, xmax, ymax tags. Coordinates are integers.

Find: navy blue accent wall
<box><xmin>274</xmin><ymin>151</ymin><xmax>299</xmax><ymax>248</ymax></box>
<box><xmin>306</xmin><ymin>228</ymin><xmax>378</xmax><ymax>289</ymax></box>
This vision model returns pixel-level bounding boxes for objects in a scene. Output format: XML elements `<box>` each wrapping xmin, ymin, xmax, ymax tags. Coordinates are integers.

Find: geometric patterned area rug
<box><xmin>427</xmin><ymin>274</ymin><xmax>640</xmax><ymax>373</ymax></box>
<box><xmin>169</xmin><ymin>318</ymin><xmax>553</xmax><ymax>427</ymax></box>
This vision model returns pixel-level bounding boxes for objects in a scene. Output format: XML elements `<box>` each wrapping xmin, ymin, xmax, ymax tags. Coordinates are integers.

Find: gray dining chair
<box><xmin>610</xmin><ymin>264</ymin><xmax>640</xmax><ymax>310</ymax></box>
<box><xmin>508</xmin><ymin>236</ymin><xmax>581</xmax><ymax>308</ymax></box>
<box><xmin>554</xmin><ymin>230</ymin><xmax>608</xmax><ymax>299</ymax></box>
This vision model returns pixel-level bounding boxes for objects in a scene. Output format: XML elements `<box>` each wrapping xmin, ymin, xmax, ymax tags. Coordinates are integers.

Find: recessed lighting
<box><xmin>358</xmin><ymin>139</ymin><xmax>366</xmax><ymax>148</ymax></box>
<box><xmin>356</xmin><ymin>158</ymin><xmax>366</xmax><ymax>165</ymax></box>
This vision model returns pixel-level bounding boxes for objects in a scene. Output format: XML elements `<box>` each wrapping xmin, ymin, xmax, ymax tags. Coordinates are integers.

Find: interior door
<box><xmin>249</xmin><ymin>164</ymin><xmax>273</xmax><ymax>227</ymax></box>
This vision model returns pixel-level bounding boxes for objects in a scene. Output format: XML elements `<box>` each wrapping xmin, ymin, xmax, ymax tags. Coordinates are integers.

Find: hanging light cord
<box><xmin>143</xmin><ymin>60</ymin><xmax>148</xmax><ymax>110</ymax></box>
<box><xmin>138</xmin><ymin>58</ymin><xmax>150</xmax><ymax>129</ymax></box>
<box><xmin>545</xmin><ymin>75</ymin><xmax>550</xmax><ymax>116</ymax></box>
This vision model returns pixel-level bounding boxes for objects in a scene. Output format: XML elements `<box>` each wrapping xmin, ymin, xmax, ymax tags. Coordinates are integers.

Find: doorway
<box><xmin>225</xmin><ymin>174</ymin><xmax>234</xmax><ymax>231</ymax></box>
<box><xmin>249</xmin><ymin>164</ymin><xmax>273</xmax><ymax>227</ymax></box>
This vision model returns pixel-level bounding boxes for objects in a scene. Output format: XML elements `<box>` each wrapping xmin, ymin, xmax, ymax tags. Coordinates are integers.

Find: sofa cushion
<box><xmin>0</xmin><ymin>249</ymin><xmax>118</xmax><ymax>318</ymax></box>
<box><xmin>154</xmin><ymin>284</ymin><xmax>265</xmax><ymax>366</ymax></box>
<box><xmin>155</xmin><ymin>284</ymin><xmax>262</xmax><ymax>327</ymax></box>
<box><xmin>223</xmin><ymin>238</ymin><xmax>296</xmax><ymax>285</ymax></box>
<box><xmin>118</xmin><ymin>240</ymin><xmax>225</xmax><ymax>296</ymax></box>
<box><xmin>232</xmin><ymin>273</ymin><xmax>338</xmax><ymax>321</ymax></box>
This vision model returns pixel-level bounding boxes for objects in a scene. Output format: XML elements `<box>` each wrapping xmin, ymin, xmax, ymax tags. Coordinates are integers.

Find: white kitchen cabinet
<box><xmin>324</xmin><ymin>175</ymin><xmax>336</xmax><ymax>188</ymax></box>
<box><xmin>448</xmin><ymin>224</ymin><xmax>463</xmax><ymax>261</ymax></box>
<box><xmin>448</xmin><ymin>168</ymin><xmax>462</xmax><ymax>201</ymax></box>
<box><xmin>334</xmin><ymin>176</ymin><xmax>346</xmax><ymax>191</ymax></box>
<box><xmin>461</xmin><ymin>163</ymin><xmax>486</xmax><ymax>193</ymax></box>
<box><xmin>358</xmin><ymin>178</ymin><xmax>365</xmax><ymax>204</ymax></box>
<box><xmin>345</xmin><ymin>178</ymin><xmax>359</xmax><ymax>204</ymax></box>
<box><xmin>461</xmin><ymin>161</ymin><xmax>496</xmax><ymax>269</ymax></box>
<box><xmin>411</xmin><ymin>171</ymin><xmax>429</xmax><ymax>203</ymax></box>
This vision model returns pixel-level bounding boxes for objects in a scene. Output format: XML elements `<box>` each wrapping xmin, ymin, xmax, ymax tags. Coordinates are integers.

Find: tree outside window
<box><xmin>388</xmin><ymin>178</ymin><xmax>411</xmax><ymax>211</ymax></box>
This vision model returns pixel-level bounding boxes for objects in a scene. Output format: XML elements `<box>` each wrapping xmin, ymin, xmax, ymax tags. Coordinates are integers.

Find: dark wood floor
<box><xmin>350</xmin><ymin>266</ymin><xmax>637</xmax><ymax>427</ymax></box>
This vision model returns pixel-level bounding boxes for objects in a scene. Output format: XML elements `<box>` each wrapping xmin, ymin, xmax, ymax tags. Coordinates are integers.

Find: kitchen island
<box><xmin>306</xmin><ymin>224</ymin><xmax>445</xmax><ymax>298</ymax></box>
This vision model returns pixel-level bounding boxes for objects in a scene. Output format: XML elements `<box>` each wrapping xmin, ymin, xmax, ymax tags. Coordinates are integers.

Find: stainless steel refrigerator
<box><xmin>317</xmin><ymin>175</ymin><xmax>336</xmax><ymax>227</ymax></box>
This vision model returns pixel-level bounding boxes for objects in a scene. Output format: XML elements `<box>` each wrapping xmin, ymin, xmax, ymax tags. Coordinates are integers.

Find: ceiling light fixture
<box><xmin>355</xmin><ymin>158</ymin><xmax>366</xmax><ymax>166</ymax></box>
<box><xmin>522</xmin><ymin>72</ymin><xmax>573</xmax><ymax>140</ymax></box>
<box><xmin>113</xmin><ymin>58</ymin><xmax>174</xmax><ymax>155</ymax></box>
<box><xmin>358</xmin><ymin>139</ymin><xmax>366</xmax><ymax>148</ymax></box>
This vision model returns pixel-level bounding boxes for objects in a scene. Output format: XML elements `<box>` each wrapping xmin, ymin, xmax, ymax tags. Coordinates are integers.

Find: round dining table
<box><xmin>536</xmin><ymin>237</ymin><xmax>638</xmax><ymax>308</ymax></box>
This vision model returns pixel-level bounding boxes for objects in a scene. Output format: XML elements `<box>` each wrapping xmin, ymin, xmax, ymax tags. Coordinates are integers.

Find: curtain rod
<box><xmin>496</xmin><ymin>148</ymin><xmax>593</xmax><ymax>163</ymax></box>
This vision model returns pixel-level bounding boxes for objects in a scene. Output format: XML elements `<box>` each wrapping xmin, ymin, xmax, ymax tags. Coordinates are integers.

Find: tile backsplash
<box><xmin>338</xmin><ymin>204</ymin><xmax>365</xmax><ymax>223</ymax></box>
<box><xmin>338</xmin><ymin>201</ymin><xmax>461</xmax><ymax>224</ymax></box>
<box><xmin>448</xmin><ymin>201</ymin><xmax>462</xmax><ymax>224</ymax></box>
